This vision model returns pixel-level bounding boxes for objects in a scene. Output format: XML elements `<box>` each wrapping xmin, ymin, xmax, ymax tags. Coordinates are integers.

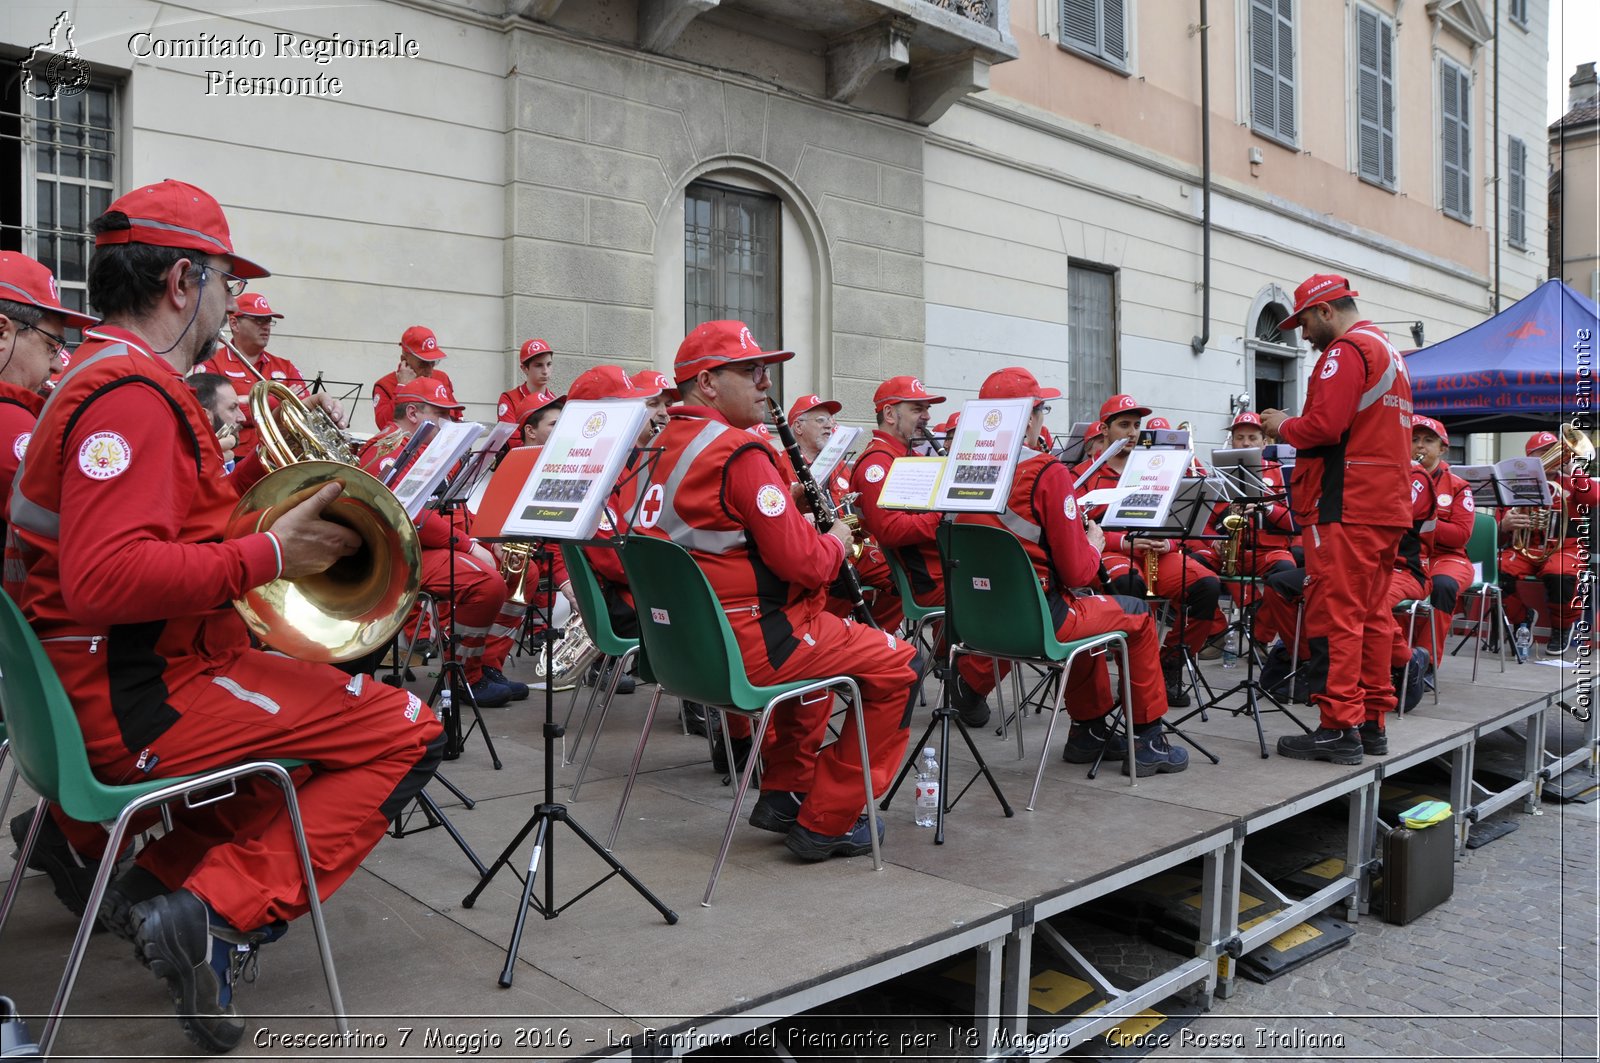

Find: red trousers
<box><xmin>1104</xmin><ymin>549</ymin><xmax>1226</xmax><ymax>654</ymax></box>
<box><xmin>1501</xmin><ymin>546</ymin><xmax>1585</xmax><ymax>629</ymax></box>
<box><xmin>420</xmin><ymin>549</ymin><xmax>508</xmax><ymax>683</ymax></box>
<box><xmin>824</xmin><ymin>545</ymin><xmax>904</xmax><ymax>631</ymax></box>
<box><xmin>51</xmin><ymin>646</ymin><xmax>441</xmax><ymax>931</ymax></box>
<box><xmin>1385</xmin><ymin>570</ymin><xmax>1428</xmax><ymax>668</ymax></box>
<box><xmin>954</xmin><ymin>593</ymin><xmax>1168</xmax><ymax>726</ymax></box>
<box><xmin>1302</xmin><ymin>523</ymin><xmax>1403</xmax><ymax>729</ymax></box>
<box><xmin>744</xmin><ymin>612</ymin><xmax>917</xmax><ymax>836</ymax></box>
<box><xmin>1427</xmin><ymin>556</ymin><xmax>1474</xmax><ymax>652</ymax></box>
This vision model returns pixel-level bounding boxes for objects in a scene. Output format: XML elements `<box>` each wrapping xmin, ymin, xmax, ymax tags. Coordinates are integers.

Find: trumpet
<box><xmin>1511</xmin><ymin>422</ymin><xmax>1594</xmax><ymax>562</ymax></box>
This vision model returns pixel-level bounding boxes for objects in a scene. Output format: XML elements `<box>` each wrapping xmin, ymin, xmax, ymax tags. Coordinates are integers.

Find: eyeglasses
<box><xmin>716</xmin><ymin>362</ymin><xmax>770</xmax><ymax>384</ymax></box>
<box><xmin>1035</xmin><ymin>404</ymin><xmax>1052</xmax><ymax>416</ymax></box>
<box><xmin>202</xmin><ymin>265</ymin><xmax>248</xmax><ymax>298</ymax></box>
<box><xmin>20</xmin><ymin>321</ymin><xmax>68</xmax><ymax>356</ymax></box>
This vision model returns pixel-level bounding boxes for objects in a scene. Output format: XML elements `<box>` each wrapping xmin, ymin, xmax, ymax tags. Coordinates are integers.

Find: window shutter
<box><xmin>1508</xmin><ymin>137</ymin><xmax>1527</xmax><ymax>246</ymax></box>
<box><xmin>1440</xmin><ymin>61</ymin><xmax>1468</xmax><ymax>219</ymax></box>
<box><xmin>1250</xmin><ymin>0</ymin><xmax>1278</xmax><ymax>136</ymax></box>
<box><xmin>1379</xmin><ymin>19</ymin><xmax>1395</xmax><ymax>185</ymax></box>
<box><xmin>1061</xmin><ymin>0</ymin><xmax>1125</xmax><ymax>66</ymax></box>
<box><xmin>1274</xmin><ymin>0</ymin><xmax>1296</xmax><ymax>141</ymax></box>
<box><xmin>1102</xmin><ymin>0</ymin><xmax>1125</xmax><ymax>63</ymax></box>
<box><xmin>1357</xmin><ymin>9</ymin><xmax>1382</xmax><ymax>181</ymax></box>
<box><xmin>1062</xmin><ymin>0</ymin><xmax>1097</xmax><ymax>51</ymax></box>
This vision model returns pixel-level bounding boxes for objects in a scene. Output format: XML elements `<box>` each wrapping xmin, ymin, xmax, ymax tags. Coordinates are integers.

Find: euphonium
<box><xmin>533</xmin><ymin>608</ymin><xmax>602</xmax><ymax>692</ymax></box>
<box><xmin>226</xmin><ymin>385</ymin><xmax>422</xmax><ymax>663</ymax></box>
<box><xmin>1512</xmin><ymin>423</ymin><xmax>1594</xmax><ymax>562</ymax></box>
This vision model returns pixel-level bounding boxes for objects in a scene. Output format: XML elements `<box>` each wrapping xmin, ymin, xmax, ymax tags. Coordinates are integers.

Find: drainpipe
<box><xmin>1190</xmin><ymin>0</ymin><xmax>1211</xmax><ymax>356</ymax></box>
<box><xmin>1491</xmin><ymin>0</ymin><xmax>1501</xmax><ymax>312</ymax></box>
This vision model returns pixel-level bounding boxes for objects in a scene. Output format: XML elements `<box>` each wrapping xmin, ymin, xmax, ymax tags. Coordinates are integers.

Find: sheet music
<box><xmin>810</xmin><ymin>425</ymin><xmax>862</xmax><ymax>481</ymax></box>
<box><xmin>1454</xmin><ymin>457</ymin><xmax>1550</xmax><ymax>507</ymax></box>
<box><xmin>393</xmin><ymin>421</ymin><xmax>485</xmax><ymax>519</ymax></box>
<box><xmin>933</xmin><ymin>398</ymin><xmax>1031</xmax><ymax>513</ymax></box>
<box><xmin>876</xmin><ymin>456</ymin><xmax>945</xmax><ymax>510</ymax></box>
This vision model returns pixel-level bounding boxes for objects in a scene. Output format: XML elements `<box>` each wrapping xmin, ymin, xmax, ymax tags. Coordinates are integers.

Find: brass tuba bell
<box><xmin>226</xmin><ymin>384</ymin><xmax>423</xmax><ymax>663</ymax></box>
<box><xmin>1512</xmin><ymin>423</ymin><xmax>1594</xmax><ymax>562</ymax></box>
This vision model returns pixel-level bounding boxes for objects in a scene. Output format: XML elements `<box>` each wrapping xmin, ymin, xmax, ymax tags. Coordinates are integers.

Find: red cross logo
<box><xmin>638</xmin><ymin>483</ymin><xmax>665</xmax><ymax>528</ymax></box>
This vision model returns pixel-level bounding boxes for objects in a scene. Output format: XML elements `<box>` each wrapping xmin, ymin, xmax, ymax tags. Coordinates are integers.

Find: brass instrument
<box><xmin>499</xmin><ymin>542</ymin><xmax>535</xmax><ymax>606</ymax></box>
<box><xmin>225</xmin><ymin>337</ymin><xmax>354</xmax><ymax>461</ymax></box>
<box><xmin>1143</xmin><ymin>542</ymin><xmax>1162</xmax><ymax>599</ymax></box>
<box><xmin>226</xmin><ymin>385</ymin><xmax>422</xmax><ymax>663</ymax></box>
<box><xmin>1512</xmin><ymin>423</ymin><xmax>1594</xmax><ymax>562</ymax></box>
<box><xmin>1218</xmin><ymin>508</ymin><xmax>1250</xmax><ymax>578</ymax></box>
<box><xmin>533</xmin><ymin>620</ymin><xmax>601</xmax><ymax>692</ymax></box>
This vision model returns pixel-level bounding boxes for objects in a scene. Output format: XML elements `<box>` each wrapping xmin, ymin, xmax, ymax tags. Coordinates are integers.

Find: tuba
<box><xmin>226</xmin><ymin>384</ymin><xmax>422</xmax><ymax>663</ymax></box>
<box><xmin>1512</xmin><ymin>423</ymin><xmax>1594</xmax><ymax>562</ymax></box>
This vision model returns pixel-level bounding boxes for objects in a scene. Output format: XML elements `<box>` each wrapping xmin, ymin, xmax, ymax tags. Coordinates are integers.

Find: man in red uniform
<box><xmin>1261</xmin><ymin>274</ymin><xmax>1414</xmax><ymax>764</ymax></box>
<box><xmin>193</xmin><ymin>292</ymin><xmax>306</xmax><ymax>455</ymax></box>
<box><xmin>372</xmin><ymin>325</ymin><xmax>460</xmax><ymax>430</ymax></box>
<box><xmin>496</xmin><ymin>338</ymin><xmax>556</xmax><ymax>423</ymax></box>
<box><xmin>513</xmin><ymin>389</ymin><xmax>565</xmax><ymax>448</ymax></box>
<box><xmin>1075</xmin><ymin>393</ymin><xmax>1224</xmax><ymax>707</ymax></box>
<box><xmin>7</xmin><ymin>179</ymin><xmax>442</xmax><ymax>1052</ymax></box>
<box><xmin>1499</xmin><ymin>430</ymin><xmax>1596</xmax><ymax>656</ymax></box>
<box><xmin>640</xmin><ymin>320</ymin><xmax>919</xmax><ymax>860</ymax></box>
<box><xmin>952</xmin><ymin>369</ymin><xmax>1187</xmax><ymax>775</ymax></box>
<box><xmin>360</xmin><ymin>376</ymin><xmax>523</xmax><ymax>705</ymax></box>
<box><xmin>1374</xmin><ymin>463</ymin><xmax>1439</xmax><ymax>729</ymax></box>
<box><xmin>1411</xmin><ymin>416</ymin><xmax>1475</xmax><ymax>654</ymax></box>
<box><xmin>1227</xmin><ymin>410</ymin><xmax>1307</xmax><ymax>653</ymax></box>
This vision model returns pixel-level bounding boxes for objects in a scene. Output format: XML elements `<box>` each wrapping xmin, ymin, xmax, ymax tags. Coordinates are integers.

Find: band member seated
<box><xmin>1229</xmin><ymin>410</ymin><xmax>1307</xmax><ymax>651</ymax></box>
<box><xmin>1074</xmin><ymin>393</ymin><xmax>1224</xmax><ymax>708</ymax></box>
<box><xmin>360</xmin><ymin>376</ymin><xmax>525</xmax><ymax>705</ymax></box>
<box><xmin>193</xmin><ymin>292</ymin><xmax>306</xmax><ymax>455</ymax></box>
<box><xmin>640</xmin><ymin>320</ymin><xmax>919</xmax><ymax>860</ymax></box>
<box><xmin>1375</xmin><ymin>462</ymin><xmax>1439</xmax><ymax>731</ymax></box>
<box><xmin>8</xmin><ymin>179</ymin><xmax>442</xmax><ymax>1052</ymax></box>
<box><xmin>1195</xmin><ymin>410</ymin><xmax>1296</xmax><ymax>593</ymax></box>
<box><xmin>932</xmin><ymin>411</ymin><xmax>959</xmax><ymax>454</ymax></box>
<box><xmin>952</xmin><ymin>368</ymin><xmax>1187</xmax><ymax>775</ymax></box>
<box><xmin>513</xmin><ymin>389</ymin><xmax>564</xmax><ymax>448</ymax></box>
<box><xmin>372</xmin><ymin>325</ymin><xmax>460</xmax><ymax>430</ymax></box>
<box><xmin>1498</xmin><ymin>430</ymin><xmax>1596</xmax><ymax>656</ymax></box>
<box><xmin>189</xmin><ymin>372</ymin><xmax>246</xmax><ymax>468</ymax></box>
<box><xmin>497</xmin><ymin>338</ymin><xmax>556</xmax><ymax>423</ymax></box>
<box><xmin>1411</xmin><ymin>416</ymin><xmax>1475</xmax><ymax>656</ymax></box>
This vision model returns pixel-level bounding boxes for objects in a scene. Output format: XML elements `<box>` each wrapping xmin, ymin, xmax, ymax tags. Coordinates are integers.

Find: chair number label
<box><xmin>651</xmin><ymin>608</ymin><xmax>671</xmax><ymax>624</ymax></box>
<box><xmin>972</xmin><ymin>578</ymin><xmax>991</xmax><ymax>590</ymax></box>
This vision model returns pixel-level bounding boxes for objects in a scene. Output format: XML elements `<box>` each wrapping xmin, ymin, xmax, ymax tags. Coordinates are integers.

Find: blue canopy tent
<box><xmin>1405</xmin><ymin>279</ymin><xmax>1598</xmax><ymax>434</ymax></box>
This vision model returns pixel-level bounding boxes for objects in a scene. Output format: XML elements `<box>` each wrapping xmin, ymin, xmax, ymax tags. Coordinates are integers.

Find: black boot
<box><xmin>1160</xmin><ymin>651</ymin><xmax>1191</xmax><ymax>709</ymax></box>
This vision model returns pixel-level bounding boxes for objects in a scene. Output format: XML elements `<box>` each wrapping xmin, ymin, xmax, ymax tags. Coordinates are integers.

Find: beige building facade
<box><xmin>1550</xmin><ymin>62</ymin><xmax>1599</xmax><ymax>301</ymax></box>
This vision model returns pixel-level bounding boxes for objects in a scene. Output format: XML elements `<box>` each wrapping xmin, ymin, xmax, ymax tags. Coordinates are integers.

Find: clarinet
<box><xmin>918</xmin><ymin>426</ymin><xmax>946</xmax><ymax>457</ymax></box>
<box><xmin>765</xmin><ymin>397</ymin><xmax>878</xmax><ymax>628</ymax></box>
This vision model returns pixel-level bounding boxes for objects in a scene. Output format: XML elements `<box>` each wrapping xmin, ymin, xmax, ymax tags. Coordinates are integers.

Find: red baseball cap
<box><xmin>933</xmin><ymin>411</ymin><xmax>961</xmax><ymax>434</ymax></box>
<box><xmin>394</xmin><ymin>376</ymin><xmax>463</xmax><ymax>411</ymax></box>
<box><xmin>1230</xmin><ymin>410</ymin><xmax>1263</xmax><ymax>430</ymax></box>
<box><xmin>1526</xmin><ymin>430</ymin><xmax>1559</xmax><ymax>456</ymax></box>
<box><xmin>1146</xmin><ymin>416</ymin><xmax>1173</xmax><ymax>430</ymax></box>
<box><xmin>673</xmin><ymin>320</ymin><xmax>794</xmax><ymax>384</ymax></box>
<box><xmin>569</xmin><ymin>364</ymin><xmax>659</xmax><ymax>401</ymax></box>
<box><xmin>1279</xmin><ymin>274</ymin><xmax>1360</xmax><ymax>330</ymax></box>
<box><xmin>400</xmin><ymin>325</ymin><xmax>447</xmax><ymax>362</ymax></box>
<box><xmin>1411</xmin><ymin>415</ymin><xmax>1449</xmax><ymax>445</ymax></box>
<box><xmin>231</xmin><ymin>292</ymin><xmax>282</xmax><ymax>319</ymax></box>
<box><xmin>632</xmin><ymin>369</ymin><xmax>680</xmax><ymax>401</ymax></box>
<box><xmin>1085</xmin><ymin>420</ymin><xmax>1106</xmax><ymax>440</ymax></box>
<box><xmin>0</xmin><ymin>252</ymin><xmax>97</xmax><ymax>329</ymax></box>
<box><xmin>1099</xmin><ymin>394</ymin><xmax>1151</xmax><ymax>422</ymax></box>
<box><xmin>514</xmin><ymin>390</ymin><xmax>565</xmax><ymax>433</ymax></box>
<box><xmin>519</xmin><ymin>338</ymin><xmax>553</xmax><ymax>365</ymax></box>
<box><xmin>873</xmin><ymin>375</ymin><xmax>946</xmax><ymax>411</ymax></box>
<box><xmin>978</xmin><ymin>367</ymin><xmax>1061</xmax><ymax>402</ymax></box>
<box><xmin>788</xmin><ymin>394</ymin><xmax>842</xmax><ymax>422</ymax></box>
<box><xmin>93</xmin><ymin>179</ymin><xmax>268</xmax><ymax>279</ymax></box>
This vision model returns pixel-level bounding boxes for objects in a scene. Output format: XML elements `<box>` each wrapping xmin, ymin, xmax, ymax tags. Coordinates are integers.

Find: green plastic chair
<box><xmin>941</xmin><ymin>523</ymin><xmax>1136</xmax><ymax>807</ymax></box>
<box><xmin>1453</xmin><ymin>511</ymin><xmax>1508</xmax><ymax>679</ymax></box>
<box><xmin>610</xmin><ymin>535</ymin><xmax>879</xmax><ymax>906</ymax></box>
<box><xmin>1391</xmin><ymin>597</ymin><xmax>1441</xmax><ymax>712</ymax></box>
<box><xmin>0</xmin><ymin>590</ymin><xmax>346</xmax><ymax>1055</ymax></box>
<box><xmin>559</xmin><ymin>543</ymin><xmax>641</xmax><ymax>800</ymax></box>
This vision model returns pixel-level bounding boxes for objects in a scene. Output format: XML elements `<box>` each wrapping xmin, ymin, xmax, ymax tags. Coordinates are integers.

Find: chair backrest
<box><xmin>0</xmin><ymin>590</ymin><xmax>117</xmax><ymax>823</ymax></box>
<box><xmin>940</xmin><ymin>522</ymin><xmax>1057</xmax><ymax>659</ymax></box>
<box><xmin>619</xmin><ymin>536</ymin><xmax>751</xmax><ymax>709</ymax></box>
<box><xmin>882</xmin><ymin>548</ymin><xmax>940</xmax><ymax>623</ymax></box>
<box><xmin>559</xmin><ymin>543</ymin><xmax>638</xmax><ymax>657</ymax></box>
<box><xmin>1464</xmin><ymin>510</ymin><xmax>1500</xmax><ymax>582</ymax></box>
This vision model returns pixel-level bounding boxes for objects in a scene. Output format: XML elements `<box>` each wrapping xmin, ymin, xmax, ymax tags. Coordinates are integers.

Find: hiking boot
<box><xmin>1125</xmin><ymin>725</ymin><xmax>1189</xmax><ymax>776</ymax></box>
<box><xmin>481</xmin><ymin>666</ymin><xmax>529</xmax><ymax>702</ymax></box>
<box><xmin>748</xmin><ymin>790</ymin><xmax>805</xmax><ymax>834</ymax></box>
<box><xmin>1161</xmin><ymin>652</ymin><xmax>1191</xmax><ymax>709</ymax></box>
<box><xmin>784</xmin><ymin>814</ymin><xmax>884</xmax><ymax>862</ymax></box>
<box><xmin>1358</xmin><ymin>721</ymin><xmax>1388</xmax><ymax>757</ymax></box>
<box><xmin>129</xmin><ymin>890</ymin><xmax>247</xmax><ymax>1053</ymax></box>
<box><xmin>9</xmin><ymin>808</ymin><xmax>100</xmax><ymax>921</ymax></box>
<box><xmin>1547</xmin><ymin>627</ymin><xmax>1574</xmax><ymax>657</ymax></box>
<box><xmin>101</xmin><ymin>864</ymin><xmax>170</xmax><ymax>944</ymax></box>
<box><xmin>1061</xmin><ymin>718</ymin><xmax>1128</xmax><ymax>764</ymax></box>
<box><xmin>710</xmin><ymin>734</ymin><xmax>753</xmax><ymax>777</ymax></box>
<box><xmin>681</xmin><ymin>700</ymin><xmax>710</xmax><ymax>736</ymax></box>
<box><xmin>1276</xmin><ymin>727</ymin><xmax>1363</xmax><ymax>765</ymax></box>
<box><xmin>948</xmin><ymin>672</ymin><xmax>991</xmax><ymax>728</ymax></box>
<box><xmin>464</xmin><ymin>676</ymin><xmax>512</xmax><ymax>709</ymax></box>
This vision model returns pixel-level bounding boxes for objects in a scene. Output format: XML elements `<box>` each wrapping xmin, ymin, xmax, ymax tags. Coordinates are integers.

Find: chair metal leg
<box><xmin>571</xmin><ymin>648</ymin><xmax>639</xmax><ymax>801</ymax></box>
<box><xmin>608</xmin><ymin>687</ymin><xmax>664</xmax><ymax>850</ymax></box>
<box><xmin>1117</xmin><ymin>642</ymin><xmax>1137</xmax><ymax>785</ymax></box>
<box><xmin>264</xmin><ymin>762</ymin><xmax>346</xmax><ymax>1034</ymax></box>
<box><xmin>704</xmin><ymin>705</ymin><xmax>778</xmax><ymax>906</ymax></box>
<box><xmin>0</xmin><ymin>795</ymin><xmax>46</xmax><ymax>937</ymax></box>
<box><xmin>0</xmin><ymin>739</ymin><xmax>15</xmax><ymax>832</ymax></box>
<box><xmin>1026</xmin><ymin>662</ymin><xmax>1072</xmax><ymax>811</ymax></box>
<box><xmin>564</xmin><ymin>653</ymin><xmax>616</xmax><ymax>766</ymax></box>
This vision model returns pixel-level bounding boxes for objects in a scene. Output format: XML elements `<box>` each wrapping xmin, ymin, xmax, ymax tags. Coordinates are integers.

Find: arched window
<box><xmin>1245</xmin><ymin>286</ymin><xmax>1303</xmax><ymax>413</ymax></box>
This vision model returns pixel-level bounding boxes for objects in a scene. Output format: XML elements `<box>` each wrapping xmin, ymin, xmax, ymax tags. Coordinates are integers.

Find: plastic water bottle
<box><xmin>1514</xmin><ymin>623</ymin><xmax>1533</xmax><ymax>663</ymax></box>
<box><xmin>914</xmin><ymin>747</ymin><xmax>940</xmax><ymax>828</ymax></box>
<box><xmin>439</xmin><ymin>684</ymin><xmax>454</xmax><ymax>717</ymax></box>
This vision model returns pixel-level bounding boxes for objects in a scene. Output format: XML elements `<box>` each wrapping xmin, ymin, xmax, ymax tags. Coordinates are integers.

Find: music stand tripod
<box><xmin>462</xmin><ymin>538</ymin><xmax>677</xmax><ymax>987</ymax></box>
<box><xmin>423</xmin><ymin>495</ymin><xmax>503</xmax><ymax>768</ymax></box>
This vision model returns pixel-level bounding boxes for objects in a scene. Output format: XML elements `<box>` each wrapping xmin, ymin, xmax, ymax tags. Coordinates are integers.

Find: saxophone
<box><xmin>1218</xmin><ymin>507</ymin><xmax>1249</xmax><ymax>578</ymax></box>
<box><xmin>1143</xmin><ymin>543</ymin><xmax>1162</xmax><ymax>599</ymax></box>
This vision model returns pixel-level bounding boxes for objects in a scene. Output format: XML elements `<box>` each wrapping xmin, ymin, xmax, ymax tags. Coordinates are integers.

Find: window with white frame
<box><xmin>1438</xmin><ymin>57</ymin><xmax>1472</xmax><ymax>223</ymax></box>
<box><xmin>1</xmin><ymin>61</ymin><xmax>117</xmax><ymax>326</ymax></box>
<box><xmin>1249</xmin><ymin>0</ymin><xmax>1297</xmax><ymax>147</ymax></box>
<box><xmin>1067</xmin><ymin>262</ymin><xmax>1118</xmax><ymax>430</ymax></box>
<box><xmin>1059</xmin><ymin>0</ymin><xmax>1127</xmax><ymax>70</ymax></box>
<box><xmin>1507</xmin><ymin>135</ymin><xmax>1527</xmax><ymax>248</ymax></box>
<box><xmin>1355</xmin><ymin>6</ymin><xmax>1396</xmax><ymax>188</ymax></box>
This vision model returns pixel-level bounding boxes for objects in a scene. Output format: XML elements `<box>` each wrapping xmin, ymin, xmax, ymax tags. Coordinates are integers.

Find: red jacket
<box><xmin>372</xmin><ymin>368</ymin><xmax>460</xmax><ymax>430</ymax></box>
<box><xmin>1073</xmin><ymin>457</ymin><xmax>1135</xmax><ymax>556</ymax></box>
<box><xmin>195</xmin><ymin>344</ymin><xmax>308</xmax><ymax>455</ymax></box>
<box><xmin>1396</xmin><ymin>463</ymin><xmax>1438</xmax><ymax>584</ymax></box>
<box><xmin>0</xmin><ymin>381</ymin><xmax>43</xmax><ymax>537</ymax></box>
<box><xmin>957</xmin><ymin>450</ymin><xmax>1102</xmax><ymax>593</ymax></box>
<box><xmin>357</xmin><ymin>427</ymin><xmax>463</xmax><ymax>550</ymax></box>
<box><xmin>1420</xmin><ymin>461</ymin><xmax>1474</xmax><ymax>565</ymax></box>
<box><xmin>636</xmin><ymin>406</ymin><xmax>845</xmax><ymax>671</ymax></box>
<box><xmin>497</xmin><ymin>384</ymin><xmax>557</xmax><ymax>423</ymax></box>
<box><xmin>849</xmin><ymin>429</ymin><xmax>942</xmax><ymax>598</ymax></box>
<box><xmin>1278</xmin><ymin>322</ymin><xmax>1413</xmax><ymax>528</ymax></box>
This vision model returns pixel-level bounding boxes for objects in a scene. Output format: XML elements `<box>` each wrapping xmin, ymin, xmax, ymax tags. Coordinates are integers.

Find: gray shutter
<box><xmin>1102</xmin><ymin>0</ymin><xmax>1125</xmax><ymax>64</ymax></box>
<box><xmin>1061</xmin><ymin>0</ymin><xmax>1124</xmax><ymax>66</ymax></box>
<box><xmin>1062</xmin><ymin>0</ymin><xmax>1097</xmax><ymax>51</ymax></box>
<box><xmin>1357</xmin><ymin>9</ymin><xmax>1382</xmax><ymax>181</ymax></box>
<box><xmin>1274</xmin><ymin>0</ymin><xmax>1295</xmax><ymax>141</ymax></box>
<box><xmin>1440</xmin><ymin>61</ymin><xmax>1471</xmax><ymax>221</ymax></box>
<box><xmin>1378</xmin><ymin>18</ymin><xmax>1395</xmax><ymax>184</ymax></box>
<box><xmin>1508</xmin><ymin>137</ymin><xmax>1526</xmax><ymax>245</ymax></box>
<box><xmin>1250</xmin><ymin>0</ymin><xmax>1278</xmax><ymax>135</ymax></box>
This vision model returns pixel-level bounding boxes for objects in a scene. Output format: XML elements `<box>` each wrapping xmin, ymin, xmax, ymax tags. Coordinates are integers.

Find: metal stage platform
<box><xmin>1</xmin><ymin>650</ymin><xmax>1586</xmax><ymax>1060</ymax></box>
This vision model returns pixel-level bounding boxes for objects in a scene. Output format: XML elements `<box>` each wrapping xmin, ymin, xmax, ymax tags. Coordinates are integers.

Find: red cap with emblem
<box><xmin>978</xmin><ymin>367</ymin><xmax>1061</xmax><ymax>402</ymax></box>
<box><xmin>1098</xmin><ymin>394</ymin><xmax>1151</xmax><ymax>422</ymax></box>
<box><xmin>394</xmin><ymin>376</ymin><xmax>463</xmax><ymax>411</ymax></box>
<box><xmin>673</xmin><ymin>320</ymin><xmax>794</xmax><ymax>384</ymax></box>
<box><xmin>1085</xmin><ymin>420</ymin><xmax>1106</xmax><ymax>440</ymax></box>
<box><xmin>632</xmin><ymin>369</ymin><xmax>680</xmax><ymax>401</ymax></box>
<box><xmin>0</xmin><ymin>251</ymin><xmax>97</xmax><ymax>330</ymax></box>
<box><xmin>1279</xmin><ymin>274</ymin><xmax>1360</xmax><ymax>330</ymax></box>
<box><xmin>873</xmin><ymin>375</ymin><xmax>946</xmax><ymax>411</ymax></box>
<box><xmin>231</xmin><ymin>292</ymin><xmax>282</xmax><ymax>319</ymax></box>
<box><xmin>519</xmin><ymin>338</ymin><xmax>553</xmax><ymax>364</ymax></box>
<box><xmin>514</xmin><ymin>390</ymin><xmax>565</xmax><ymax>433</ymax></box>
<box><xmin>93</xmin><ymin>179</ymin><xmax>268</xmax><ymax>279</ymax></box>
<box><xmin>1412</xmin><ymin>415</ymin><xmax>1449</xmax><ymax>445</ymax></box>
<box><xmin>788</xmin><ymin>393</ymin><xmax>842</xmax><ymax>422</ymax></box>
<box><xmin>1230</xmin><ymin>410</ymin><xmax>1263</xmax><ymax>430</ymax></box>
<box><xmin>1145</xmin><ymin>416</ymin><xmax>1172</xmax><ymax>430</ymax></box>
<box><xmin>569</xmin><ymin>364</ymin><xmax>659</xmax><ymax>401</ymax></box>
<box><xmin>1526</xmin><ymin>430</ymin><xmax>1559</xmax><ymax>456</ymax></box>
<box><xmin>400</xmin><ymin>325</ymin><xmax>447</xmax><ymax>362</ymax></box>
<box><xmin>933</xmin><ymin>411</ymin><xmax>961</xmax><ymax>434</ymax></box>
